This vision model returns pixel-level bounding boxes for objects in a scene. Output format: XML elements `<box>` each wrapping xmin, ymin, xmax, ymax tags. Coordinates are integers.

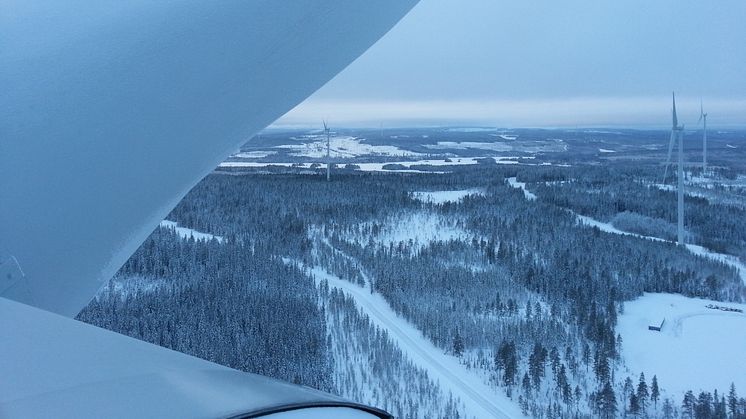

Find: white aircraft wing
<box><xmin>0</xmin><ymin>297</ymin><xmax>389</xmax><ymax>418</ymax></box>
<box><xmin>0</xmin><ymin>0</ymin><xmax>417</xmax><ymax>318</ymax></box>
<box><xmin>1</xmin><ymin>1</ymin><xmax>418</xmax><ymax>417</ymax></box>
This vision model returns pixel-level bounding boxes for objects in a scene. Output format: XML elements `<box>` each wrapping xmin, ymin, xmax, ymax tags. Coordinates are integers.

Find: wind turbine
<box><xmin>698</xmin><ymin>101</ymin><xmax>708</xmax><ymax>174</ymax></box>
<box><xmin>663</xmin><ymin>93</ymin><xmax>686</xmax><ymax>245</ymax></box>
<box><xmin>323</xmin><ymin>120</ymin><xmax>331</xmax><ymax>181</ymax></box>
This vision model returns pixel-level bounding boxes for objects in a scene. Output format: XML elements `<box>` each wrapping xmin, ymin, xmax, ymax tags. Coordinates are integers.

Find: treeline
<box><xmin>78</xmin><ymin>228</ymin><xmax>333</xmax><ymax>391</ymax></box>
<box><xmin>525</xmin><ymin>165</ymin><xmax>746</xmax><ymax>258</ymax></box>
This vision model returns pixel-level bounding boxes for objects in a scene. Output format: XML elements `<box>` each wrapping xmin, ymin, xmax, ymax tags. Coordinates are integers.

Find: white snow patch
<box><xmin>277</xmin><ymin>136</ymin><xmax>422</xmax><ymax>158</ymax></box>
<box><xmin>424</xmin><ymin>141</ymin><xmax>513</xmax><ymax>152</ymax></box>
<box><xmin>598</xmin><ymin>148</ymin><xmax>616</xmax><ymax>153</ymax></box>
<box><xmin>445</xmin><ymin>127</ymin><xmax>496</xmax><ymax>133</ymax></box>
<box><xmin>506</xmin><ymin>177</ymin><xmax>537</xmax><ymax>200</ymax></box>
<box><xmin>219</xmin><ymin>161</ymin><xmax>304</xmax><ymax>168</ymax></box>
<box><xmin>308</xmin><ymin>266</ymin><xmax>521</xmax><ymax>419</ymax></box>
<box><xmin>230</xmin><ymin>151</ymin><xmax>277</xmax><ymax>159</ymax></box>
<box><xmin>362</xmin><ymin>212</ymin><xmax>472</xmax><ymax>249</ymax></box>
<box><xmin>98</xmin><ymin>275</ymin><xmax>167</xmax><ymax>298</ymax></box>
<box><xmin>726</xmin><ymin>144</ymin><xmax>737</xmax><ymax>149</ymax></box>
<box><xmin>618</xmin><ymin>293</ymin><xmax>746</xmax><ymax>397</ymax></box>
<box><xmin>412</xmin><ymin>189</ymin><xmax>484</xmax><ymax>204</ymax></box>
<box><xmin>160</xmin><ymin>220</ymin><xmax>223</xmax><ymax>243</ymax></box>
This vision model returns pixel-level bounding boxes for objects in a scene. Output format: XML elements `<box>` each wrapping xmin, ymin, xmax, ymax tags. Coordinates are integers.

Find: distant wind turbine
<box><xmin>663</xmin><ymin>93</ymin><xmax>686</xmax><ymax>245</ymax></box>
<box><xmin>698</xmin><ymin>101</ymin><xmax>708</xmax><ymax>174</ymax></box>
<box><xmin>323</xmin><ymin>120</ymin><xmax>331</xmax><ymax>181</ymax></box>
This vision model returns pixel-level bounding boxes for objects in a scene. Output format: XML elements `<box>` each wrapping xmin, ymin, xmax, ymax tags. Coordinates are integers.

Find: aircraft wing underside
<box><xmin>1</xmin><ymin>1</ymin><xmax>417</xmax><ymax>417</ymax></box>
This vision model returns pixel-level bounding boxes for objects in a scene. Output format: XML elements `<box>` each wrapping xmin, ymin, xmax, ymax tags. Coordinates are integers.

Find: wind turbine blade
<box><xmin>662</xmin><ymin>130</ymin><xmax>676</xmax><ymax>184</ymax></box>
<box><xmin>671</xmin><ymin>92</ymin><xmax>678</xmax><ymax>129</ymax></box>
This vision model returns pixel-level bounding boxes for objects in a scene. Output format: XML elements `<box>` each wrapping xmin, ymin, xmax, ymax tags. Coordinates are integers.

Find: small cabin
<box><xmin>648</xmin><ymin>318</ymin><xmax>665</xmax><ymax>332</ymax></box>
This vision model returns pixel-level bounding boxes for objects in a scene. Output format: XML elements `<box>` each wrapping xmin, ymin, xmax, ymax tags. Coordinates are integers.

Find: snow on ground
<box><xmin>618</xmin><ymin>293</ymin><xmax>746</xmax><ymax>397</ymax></box>
<box><xmin>218</xmin><ymin>157</ymin><xmax>562</xmax><ymax>172</ymax></box>
<box><xmin>308</xmin><ymin>265</ymin><xmax>521</xmax><ymax>419</ymax></box>
<box><xmin>277</xmin><ymin>136</ymin><xmax>422</xmax><ymax>158</ymax></box>
<box><xmin>598</xmin><ymin>148</ymin><xmax>616</xmax><ymax>153</ymax></box>
<box><xmin>445</xmin><ymin>127</ymin><xmax>496</xmax><ymax>133</ymax></box>
<box><xmin>219</xmin><ymin>161</ymin><xmax>302</xmax><ymax>168</ymax></box>
<box><xmin>506</xmin><ymin>177</ymin><xmax>537</xmax><ymax>200</ymax></box>
<box><xmin>99</xmin><ymin>275</ymin><xmax>167</xmax><ymax>298</ymax></box>
<box><xmin>159</xmin><ymin>220</ymin><xmax>223</xmax><ymax>243</ymax></box>
<box><xmin>412</xmin><ymin>189</ymin><xmax>484</xmax><ymax>204</ymax></box>
<box><xmin>424</xmin><ymin>141</ymin><xmax>513</xmax><ymax>152</ymax></box>
<box><xmin>727</xmin><ymin>144</ymin><xmax>737</xmax><ymax>149</ymax></box>
<box><xmin>686</xmin><ymin>243</ymin><xmax>746</xmax><ymax>284</ymax></box>
<box><xmin>356</xmin><ymin>158</ymin><xmax>481</xmax><ymax>170</ymax></box>
<box><xmin>230</xmin><ymin>150</ymin><xmax>277</xmax><ymax>158</ymax></box>
<box><xmin>650</xmin><ymin>183</ymin><xmax>710</xmax><ymax>200</ymax></box>
<box><xmin>357</xmin><ymin>212</ymin><xmax>472</xmax><ymax>250</ymax></box>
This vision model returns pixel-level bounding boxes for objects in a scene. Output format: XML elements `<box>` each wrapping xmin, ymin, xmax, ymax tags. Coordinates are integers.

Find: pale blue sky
<box><xmin>279</xmin><ymin>0</ymin><xmax>746</xmax><ymax>127</ymax></box>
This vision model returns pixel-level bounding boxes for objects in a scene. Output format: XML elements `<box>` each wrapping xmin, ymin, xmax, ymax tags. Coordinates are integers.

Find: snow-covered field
<box><xmin>424</xmin><ymin>141</ymin><xmax>513</xmax><ymax>152</ymax></box>
<box><xmin>278</xmin><ymin>136</ymin><xmax>422</xmax><ymax>158</ymax></box>
<box><xmin>159</xmin><ymin>220</ymin><xmax>223</xmax><ymax>243</ymax></box>
<box><xmin>618</xmin><ymin>293</ymin><xmax>746</xmax><ymax>396</ymax></box>
<box><xmin>308</xmin><ymin>265</ymin><xmax>521</xmax><ymax>419</ymax></box>
<box><xmin>412</xmin><ymin>189</ymin><xmax>484</xmax><ymax>204</ymax></box>
<box><xmin>230</xmin><ymin>150</ymin><xmax>277</xmax><ymax>159</ymax></box>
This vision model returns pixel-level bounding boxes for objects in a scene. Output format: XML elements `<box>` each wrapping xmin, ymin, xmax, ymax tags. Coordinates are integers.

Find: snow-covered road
<box><xmin>506</xmin><ymin>177</ymin><xmax>537</xmax><ymax>200</ymax></box>
<box><xmin>309</xmin><ymin>266</ymin><xmax>521</xmax><ymax>419</ymax></box>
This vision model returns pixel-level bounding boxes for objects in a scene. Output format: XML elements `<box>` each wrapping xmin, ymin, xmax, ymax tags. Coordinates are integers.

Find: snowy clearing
<box><xmin>308</xmin><ymin>266</ymin><xmax>521</xmax><ymax>419</ymax></box>
<box><xmin>424</xmin><ymin>141</ymin><xmax>513</xmax><ymax>152</ymax></box>
<box><xmin>506</xmin><ymin>177</ymin><xmax>537</xmax><ymax>200</ymax></box>
<box><xmin>618</xmin><ymin>293</ymin><xmax>746</xmax><ymax>397</ymax></box>
<box><xmin>598</xmin><ymin>148</ymin><xmax>616</xmax><ymax>153</ymax></box>
<box><xmin>277</xmin><ymin>136</ymin><xmax>422</xmax><ymax>158</ymax></box>
<box><xmin>355</xmin><ymin>212</ymin><xmax>473</xmax><ymax>250</ymax></box>
<box><xmin>445</xmin><ymin>127</ymin><xmax>496</xmax><ymax>133</ymax></box>
<box><xmin>412</xmin><ymin>189</ymin><xmax>484</xmax><ymax>204</ymax></box>
<box><xmin>159</xmin><ymin>220</ymin><xmax>223</xmax><ymax>243</ymax></box>
<box><xmin>230</xmin><ymin>150</ymin><xmax>277</xmax><ymax>159</ymax></box>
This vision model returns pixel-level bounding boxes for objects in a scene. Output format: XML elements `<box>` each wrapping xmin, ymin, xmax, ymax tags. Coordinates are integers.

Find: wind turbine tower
<box><xmin>671</xmin><ymin>93</ymin><xmax>685</xmax><ymax>245</ymax></box>
<box><xmin>323</xmin><ymin>120</ymin><xmax>331</xmax><ymax>181</ymax></box>
<box><xmin>698</xmin><ymin>101</ymin><xmax>708</xmax><ymax>174</ymax></box>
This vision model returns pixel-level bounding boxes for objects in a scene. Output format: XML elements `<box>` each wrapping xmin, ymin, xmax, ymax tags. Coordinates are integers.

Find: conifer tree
<box><xmin>651</xmin><ymin>375</ymin><xmax>660</xmax><ymax>409</ymax></box>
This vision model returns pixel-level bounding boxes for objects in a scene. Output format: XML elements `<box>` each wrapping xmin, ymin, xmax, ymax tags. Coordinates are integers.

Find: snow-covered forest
<box><xmin>80</xmin><ymin>132</ymin><xmax>746</xmax><ymax>418</ymax></box>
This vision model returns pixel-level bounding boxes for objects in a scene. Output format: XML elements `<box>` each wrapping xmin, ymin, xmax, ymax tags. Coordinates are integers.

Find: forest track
<box><xmin>308</xmin><ymin>261</ymin><xmax>519</xmax><ymax>419</ymax></box>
